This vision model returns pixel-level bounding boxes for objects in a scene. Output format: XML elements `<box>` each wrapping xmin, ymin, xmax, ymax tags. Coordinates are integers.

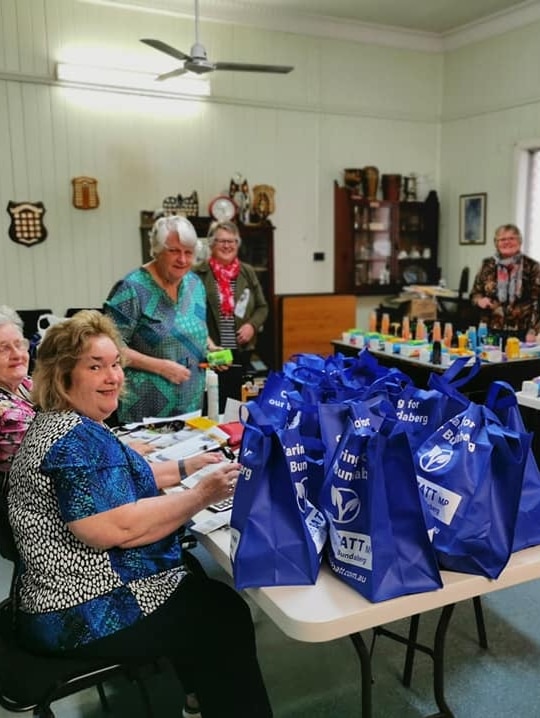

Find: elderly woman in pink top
<box><xmin>0</xmin><ymin>305</ymin><xmax>35</xmax><ymax>488</ymax></box>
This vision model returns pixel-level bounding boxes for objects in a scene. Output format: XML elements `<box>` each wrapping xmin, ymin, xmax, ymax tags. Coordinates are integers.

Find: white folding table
<box><xmin>195</xmin><ymin>521</ymin><xmax>540</xmax><ymax>718</ymax></box>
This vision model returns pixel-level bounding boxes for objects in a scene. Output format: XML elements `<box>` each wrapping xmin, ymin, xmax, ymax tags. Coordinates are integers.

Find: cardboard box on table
<box><xmin>408</xmin><ymin>298</ymin><xmax>437</xmax><ymax>320</ymax></box>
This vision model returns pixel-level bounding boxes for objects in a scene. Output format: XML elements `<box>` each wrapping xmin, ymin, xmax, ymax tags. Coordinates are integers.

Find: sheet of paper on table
<box><xmin>148</xmin><ymin>432</ymin><xmax>222</xmax><ymax>461</ymax></box>
<box><xmin>123</xmin><ymin>411</ymin><xmax>201</xmax><ymax>432</ymax></box>
<box><xmin>401</xmin><ymin>285</ymin><xmax>458</xmax><ymax>298</ymax></box>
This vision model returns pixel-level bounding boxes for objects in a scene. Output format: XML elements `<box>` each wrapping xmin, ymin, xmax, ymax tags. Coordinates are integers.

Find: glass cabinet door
<box><xmin>333</xmin><ymin>183</ymin><xmax>439</xmax><ymax>295</ymax></box>
<box><xmin>397</xmin><ymin>194</ymin><xmax>439</xmax><ymax>285</ymax></box>
<box><xmin>352</xmin><ymin>201</ymin><xmax>394</xmax><ymax>291</ymax></box>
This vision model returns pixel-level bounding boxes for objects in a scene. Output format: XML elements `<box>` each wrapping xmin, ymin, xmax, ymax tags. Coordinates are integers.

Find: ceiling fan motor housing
<box><xmin>190</xmin><ymin>42</ymin><xmax>208</xmax><ymax>60</ymax></box>
<box><xmin>186</xmin><ymin>58</ymin><xmax>216</xmax><ymax>74</ymax></box>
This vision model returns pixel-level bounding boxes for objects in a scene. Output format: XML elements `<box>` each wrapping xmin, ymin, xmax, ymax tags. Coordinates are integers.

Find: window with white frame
<box><xmin>516</xmin><ymin>145</ymin><xmax>540</xmax><ymax>259</ymax></box>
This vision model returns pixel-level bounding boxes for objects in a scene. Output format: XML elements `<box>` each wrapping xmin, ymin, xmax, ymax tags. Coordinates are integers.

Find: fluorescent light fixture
<box><xmin>55</xmin><ymin>62</ymin><xmax>211</xmax><ymax>98</ymax></box>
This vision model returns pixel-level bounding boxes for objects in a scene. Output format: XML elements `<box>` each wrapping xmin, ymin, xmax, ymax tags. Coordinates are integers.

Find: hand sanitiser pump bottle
<box><xmin>206</xmin><ymin>369</ymin><xmax>219</xmax><ymax>422</ymax></box>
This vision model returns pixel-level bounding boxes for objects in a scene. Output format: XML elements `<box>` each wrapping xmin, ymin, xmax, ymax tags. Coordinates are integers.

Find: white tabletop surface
<box><xmin>195</xmin><ymin>522</ymin><xmax>540</xmax><ymax>644</ymax></box>
<box><xmin>516</xmin><ymin>390</ymin><xmax>540</xmax><ymax>410</ymax></box>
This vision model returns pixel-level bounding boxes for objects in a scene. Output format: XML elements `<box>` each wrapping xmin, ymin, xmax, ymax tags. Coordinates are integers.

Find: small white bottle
<box><xmin>206</xmin><ymin>369</ymin><xmax>219</xmax><ymax>422</ymax></box>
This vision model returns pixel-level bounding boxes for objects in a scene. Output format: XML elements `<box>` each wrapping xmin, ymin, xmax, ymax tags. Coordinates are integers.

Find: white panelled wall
<box><xmin>2</xmin><ymin>0</ymin><xmax>540</xmax><ymax>322</ymax></box>
<box><xmin>0</xmin><ymin>0</ymin><xmax>441</xmax><ymax>318</ymax></box>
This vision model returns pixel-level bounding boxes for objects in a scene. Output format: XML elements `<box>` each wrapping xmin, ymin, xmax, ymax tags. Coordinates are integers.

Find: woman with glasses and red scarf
<box><xmin>471</xmin><ymin>223</ymin><xmax>540</xmax><ymax>341</ymax></box>
<box><xmin>196</xmin><ymin>221</ymin><xmax>268</xmax><ymax>410</ymax></box>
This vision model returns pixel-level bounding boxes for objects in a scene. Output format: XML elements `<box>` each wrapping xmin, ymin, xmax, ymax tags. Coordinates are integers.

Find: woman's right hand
<box><xmin>476</xmin><ymin>296</ymin><xmax>494</xmax><ymax>309</ymax></box>
<box><xmin>194</xmin><ymin>461</ymin><xmax>241</xmax><ymax>506</ymax></box>
<box><xmin>160</xmin><ymin>359</ymin><xmax>191</xmax><ymax>384</ymax></box>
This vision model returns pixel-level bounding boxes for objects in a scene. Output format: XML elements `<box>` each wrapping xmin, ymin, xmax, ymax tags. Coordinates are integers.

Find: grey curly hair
<box><xmin>0</xmin><ymin>305</ymin><xmax>23</xmax><ymax>331</ymax></box>
<box><xmin>207</xmin><ymin>220</ymin><xmax>242</xmax><ymax>249</ymax></box>
<box><xmin>149</xmin><ymin>215</ymin><xmax>198</xmax><ymax>258</ymax></box>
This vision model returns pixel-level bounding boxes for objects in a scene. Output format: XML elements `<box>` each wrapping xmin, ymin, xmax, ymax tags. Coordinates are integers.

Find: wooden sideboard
<box><xmin>276</xmin><ymin>294</ymin><xmax>357</xmax><ymax>365</ymax></box>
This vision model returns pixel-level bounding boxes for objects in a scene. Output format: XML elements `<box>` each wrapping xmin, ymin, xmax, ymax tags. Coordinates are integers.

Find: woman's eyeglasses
<box><xmin>214</xmin><ymin>239</ymin><xmax>238</xmax><ymax>246</ymax></box>
<box><xmin>0</xmin><ymin>338</ymin><xmax>30</xmax><ymax>357</ymax></box>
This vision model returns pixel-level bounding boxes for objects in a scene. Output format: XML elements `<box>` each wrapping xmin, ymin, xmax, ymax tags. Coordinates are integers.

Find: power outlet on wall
<box><xmin>313</xmin><ymin>252</ymin><xmax>325</xmax><ymax>261</ymax></box>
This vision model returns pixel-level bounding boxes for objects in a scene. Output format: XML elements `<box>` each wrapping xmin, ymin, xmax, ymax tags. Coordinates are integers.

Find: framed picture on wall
<box><xmin>459</xmin><ymin>193</ymin><xmax>487</xmax><ymax>245</ymax></box>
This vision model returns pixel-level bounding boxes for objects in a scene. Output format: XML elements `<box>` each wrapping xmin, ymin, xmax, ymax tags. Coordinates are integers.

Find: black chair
<box><xmin>436</xmin><ymin>267</ymin><xmax>479</xmax><ymax>333</ymax></box>
<box><xmin>0</xmin><ymin>604</ymin><xmax>158</xmax><ymax>718</ymax></box>
<box><xmin>15</xmin><ymin>310</ymin><xmax>53</xmax><ymax>341</ymax></box>
<box><xmin>64</xmin><ymin>307</ymin><xmax>104</xmax><ymax>318</ymax></box>
<box><xmin>0</xmin><ymin>494</ymin><xmax>157</xmax><ymax>717</ymax></box>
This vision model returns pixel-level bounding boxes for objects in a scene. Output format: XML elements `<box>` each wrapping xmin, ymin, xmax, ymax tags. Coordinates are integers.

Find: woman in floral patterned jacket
<box><xmin>470</xmin><ymin>224</ymin><xmax>540</xmax><ymax>340</ymax></box>
<box><xmin>0</xmin><ymin>305</ymin><xmax>35</xmax><ymax>490</ymax></box>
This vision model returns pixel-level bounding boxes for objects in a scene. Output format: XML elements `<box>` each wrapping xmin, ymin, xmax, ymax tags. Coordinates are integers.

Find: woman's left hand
<box><xmin>236</xmin><ymin>323</ymin><xmax>255</xmax><ymax>346</ymax></box>
<box><xmin>128</xmin><ymin>440</ymin><xmax>155</xmax><ymax>457</ymax></box>
<box><xmin>185</xmin><ymin>452</ymin><xmax>223</xmax><ymax>475</ymax></box>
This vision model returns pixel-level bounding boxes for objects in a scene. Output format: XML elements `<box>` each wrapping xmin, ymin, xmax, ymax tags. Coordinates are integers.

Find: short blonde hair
<box><xmin>149</xmin><ymin>215</ymin><xmax>198</xmax><ymax>258</ymax></box>
<box><xmin>494</xmin><ymin>224</ymin><xmax>522</xmax><ymax>244</ymax></box>
<box><xmin>207</xmin><ymin>220</ymin><xmax>241</xmax><ymax>249</ymax></box>
<box><xmin>31</xmin><ymin>310</ymin><xmax>124</xmax><ymax>411</ymax></box>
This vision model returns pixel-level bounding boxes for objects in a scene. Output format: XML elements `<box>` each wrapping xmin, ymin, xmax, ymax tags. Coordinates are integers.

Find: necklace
<box><xmin>150</xmin><ymin>262</ymin><xmax>177</xmax><ymax>288</ymax></box>
<box><xmin>149</xmin><ymin>263</ymin><xmax>180</xmax><ymax>301</ymax></box>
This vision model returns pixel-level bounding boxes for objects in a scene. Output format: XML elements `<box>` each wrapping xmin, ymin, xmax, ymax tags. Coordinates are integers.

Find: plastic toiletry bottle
<box><xmin>368</xmin><ymin>311</ymin><xmax>377</xmax><ymax>332</ymax></box>
<box><xmin>467</xmin><ymin>326</ymin><xmax>477</xmax><ymax>353</ymax></box>
<box><xmin>381</xmin><ymin>313</ymin><xmax>390</xmax><ymax>335</ymax></box>
<box><xmin>477</xmin><ymin>321</ymin><xmax>488</xmax><ymax>348</ymax></box>
<box><xmin>402</xmin><ymin>315</ymin><xmax>410</xmax><ymax>341</ymax></box>
<box><xmin>443</xmin><ymin>322</ymin><xmax>453</xmax><ymax>348</ymax></box>
<box><xmin>415</xmin><ymin>318</ymin><xmax>426</xmax><ymax>341</ymax></box>
<box><xmin>506</xmin><ymin>336</ymin><xmax>520</xmax><ymax>360</ymax></box>
<box><xmin>432</xmin><ymin>321</ymin><xmax>441</xmax><ymax>343</ymax></box>
<box><xmin>206</xmin><ymin>369</ymin><xmax>219</xmax><ymax>422</ymax></box>
<box><xmin>431</xmin><ymin>340</ymin><xmax>442</xmax><ymax>365</ymax></box>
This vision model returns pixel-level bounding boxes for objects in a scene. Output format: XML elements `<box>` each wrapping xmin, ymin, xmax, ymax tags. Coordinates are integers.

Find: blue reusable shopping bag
<box><xmin>320</xmin><ymin>400</ymin><xmax>442</xmax><ymax>602</ymax></box>
<box><xmin>485</xmin><ymin>381</ymin><xmax>540</xmax><ymax>552</ymax></box>
<box><xmin>323</xmin><ymin>349</ymin><xmax>391</xmax><ymax>401</ymax></box>
<box><xmin>253</xmin><ymin>370</ymin><xmax>295</xmax><ymax>428</ymax></box>
<box><xmin>230</xmin><ymin>402</ymin><xmax>327</xmax><ymax>589</ymax></box>
<box><xmin>415</xmin><ymin>402</ymin><xmax>529</xmax><ymax>578</ymax></box>
<box><xmin>363</xmin><ymin>356</ymin><xmax>475</xmax><ymax>453</ymax></box>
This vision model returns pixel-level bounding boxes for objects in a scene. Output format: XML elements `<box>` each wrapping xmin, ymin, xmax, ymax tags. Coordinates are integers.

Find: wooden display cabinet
<box><xmin>139</xmin><ymin>212</ymin><xmax>276</xmax><ymax>370</ymax></box>
<box><xmin>334</xmin><ymin>183</ymin><xmax>439</xmax><ymax>295</ymax></box>
<box><xmin>396</xmin><ymin>191</ymin><xmax>439</xmax><ymax>287</ymax></box>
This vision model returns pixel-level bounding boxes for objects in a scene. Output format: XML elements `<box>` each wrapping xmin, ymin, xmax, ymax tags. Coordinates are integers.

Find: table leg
<box><xmin>349</xmin><ymin>632</ymin><xmax>373</xmax><ymax>718</ymax></box>
<box><xmin>402</xmin><ymin>614</ymin><xmax>420</xmax><ymax>688</ymax></box>
<box><xmin>425</xmin><ymin>603</ymin><xmax>456</xmax><ymax>718</ymax></box>
<box><xmin>473</xmin><ymin>596</ymin><xmax>488</xmax><ymax>649</ymax></box>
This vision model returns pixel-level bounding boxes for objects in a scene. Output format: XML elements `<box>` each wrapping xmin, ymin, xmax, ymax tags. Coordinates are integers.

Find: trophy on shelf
<box><xmin>403</xmin><ymin>173</ymin><xmax>418</xmax><ymax>202</ymax></box>
<box><xmin>343</xmin><ymin>168</ymin><xmax>362</xmax><ymax>194</ymax></box>
<box><xmin>362</xmin><ymin>166</ymin><xmax>379</xmax><ymax>200</ymax></box>
<box><xmin>251</xmin><ymin>184</ymin><xmax>275</xmax><ymax>224</ymax></box>
<box><xmin>229</xmin><ymin>172</ymin><xmax>251</xmax><ymax>224</ymax></box>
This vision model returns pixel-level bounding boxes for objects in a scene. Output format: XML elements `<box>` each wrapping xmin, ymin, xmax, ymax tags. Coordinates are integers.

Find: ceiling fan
<box><xmin>141</xmin><ymin>0</ymin><xmax>294</xmax><ymax>79</ymax></box>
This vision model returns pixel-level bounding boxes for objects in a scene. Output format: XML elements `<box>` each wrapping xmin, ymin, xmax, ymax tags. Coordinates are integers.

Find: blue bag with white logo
<box><xmin>252</xmin><ymin>370</ymin><xmax>295</xmax><ymax>428</ymax></box>
<box><xmin>320</xmin><ymin>400</ymin><xmax>442</xmax><ymax>602</ymax></box>
<box><xmin>415</xmin><ymin>401</ymin><xmax>529</xmax><ymax>578</ymax></box>
<box><xmin>361</xmin><ymin>356</ymin><xmax>475</xmax><ymax>454</ymax></box>
<box><xmin>230</xmin><ymin>402</ymin><xmax>327</xmax><ymax>589</ymax></box>
<box><xmin>485</xmin><ymin>380</ymin><xmax>540</xmax><ymax>552</ymax></box>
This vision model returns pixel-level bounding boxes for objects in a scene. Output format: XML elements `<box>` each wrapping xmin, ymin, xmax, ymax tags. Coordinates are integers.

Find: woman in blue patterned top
<box><xmin>8</xmin><ymin>310</ymin><xmax>272</xmax><ymax>718</ymax></box>
<box><xmin>104</xmin><ymin>215</ymin><xmax>212</xmax><ymax>424</ymax></box>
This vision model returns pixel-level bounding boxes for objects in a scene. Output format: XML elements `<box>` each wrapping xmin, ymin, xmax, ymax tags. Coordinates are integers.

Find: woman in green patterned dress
<box><xmin>104</xmin><ymin>216</ymin><xmax>208</xmax><ymax>423</ymax></box>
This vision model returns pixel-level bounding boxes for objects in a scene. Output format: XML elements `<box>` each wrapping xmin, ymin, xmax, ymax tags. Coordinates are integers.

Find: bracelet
<box><xmin>177</xmin><ymin>459</ymin><xmax>187</xmax><ymax>481</ymax></box>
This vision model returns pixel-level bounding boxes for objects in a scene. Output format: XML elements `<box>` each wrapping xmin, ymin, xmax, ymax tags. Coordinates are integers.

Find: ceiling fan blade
<box><xmin>140</xmin><ymin>38</ymin><xmax>192</xmax><ymax>63</ymax></box>
<box><xmin>156</xmin><ymin>67</ymin><xmax>189</xmax><ymax>81</ymax></box>
<box><xmin>214</xmin><ymin>61</ymin><xmax>294</xmax><ymax>74</ymax></box>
